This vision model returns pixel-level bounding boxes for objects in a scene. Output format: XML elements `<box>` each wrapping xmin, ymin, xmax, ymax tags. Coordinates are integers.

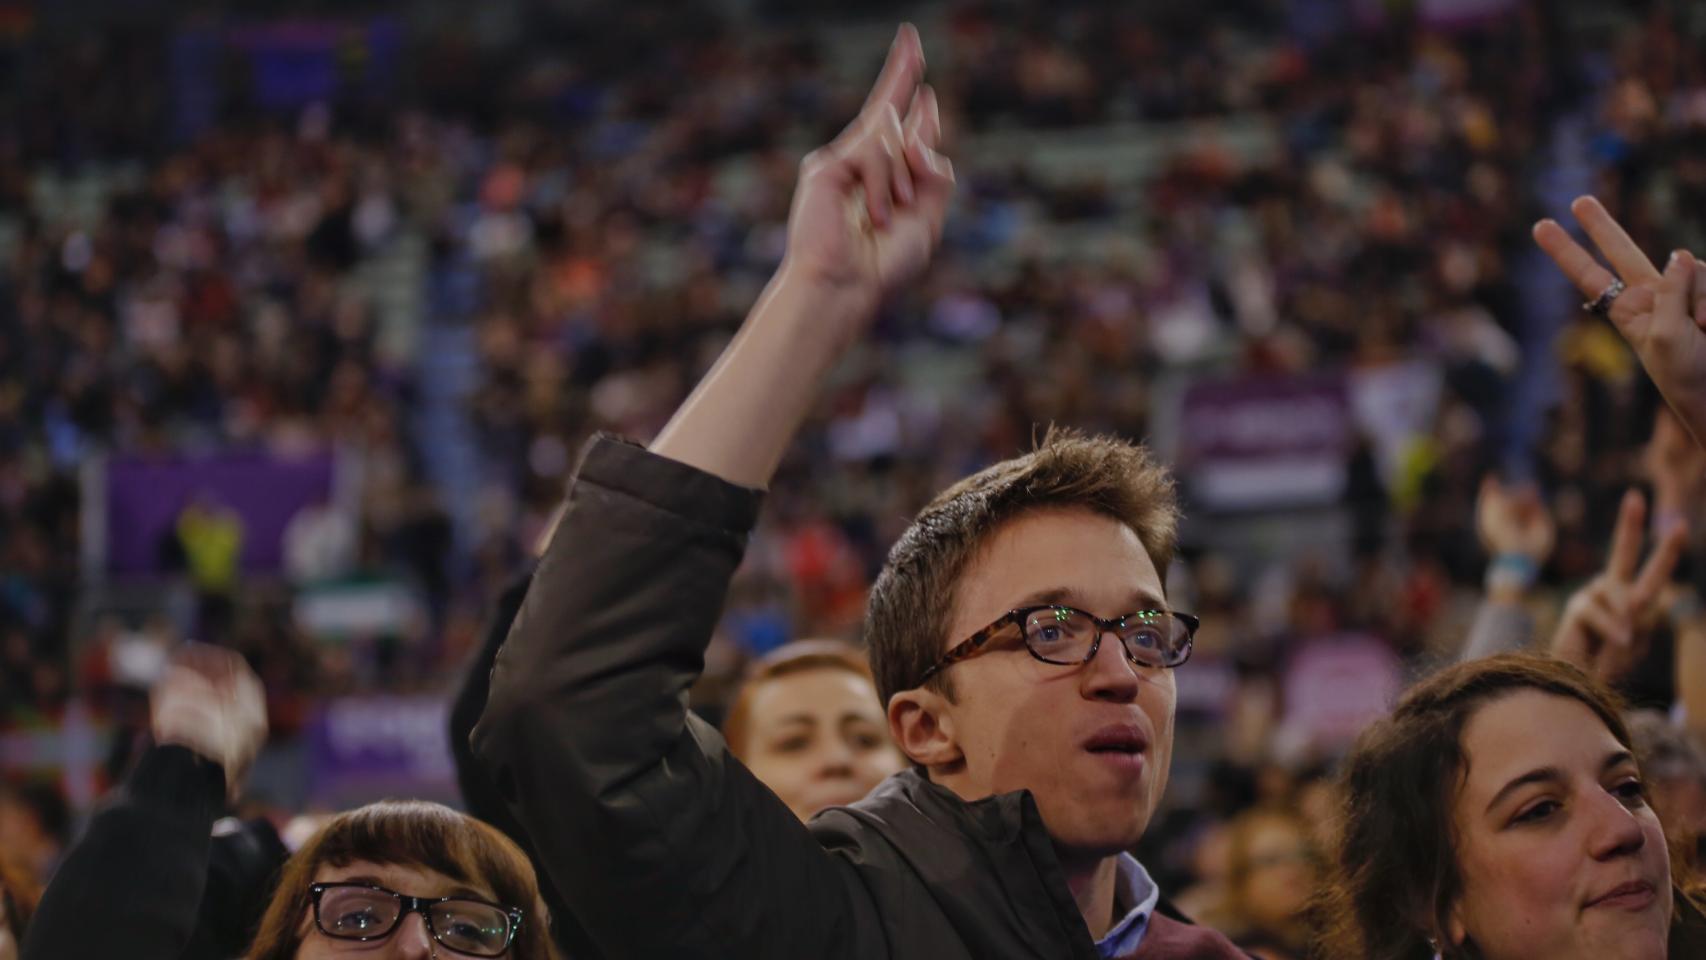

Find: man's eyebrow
<box><xmin>1011</xmin><ymin>586</ymin><xmax>1168</xmax><ymax>612</ymax></box>
<box><xmin>1013</xmin><ymin>586</ymin><xmax>1074</xmax><ymax>607</ymax></box>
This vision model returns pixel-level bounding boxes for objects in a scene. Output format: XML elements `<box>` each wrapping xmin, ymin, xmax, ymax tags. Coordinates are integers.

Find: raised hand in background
<box><xmin>1549</xmin><ymin>489</ymin><xmax>1688</xmax><ymax>686</ymax></box>
<box><xmin>1475</xmin><ymin>475</ymin><xmax>1556</xmax><ymax>604</ymax></box>
<box><xmin>1645</xmin><ymin>405</ymin><xmax>1706</xmax><ymax>524</ymax></box>
<box><xmin>1535</xmin><ymin>197</ymin><xmax>1706</xmax><ymax>447</ymax></box>
<box><xmin>150</xmin><ymin>643</ymin><xmax>267</xmax><ymax>802</ymax></box>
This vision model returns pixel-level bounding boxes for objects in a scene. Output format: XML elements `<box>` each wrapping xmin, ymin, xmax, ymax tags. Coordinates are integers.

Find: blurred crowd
<box><xmin>5</xmin><ymin>1</ymin><xmax>1706</xmax><ymax>957</ymax></box>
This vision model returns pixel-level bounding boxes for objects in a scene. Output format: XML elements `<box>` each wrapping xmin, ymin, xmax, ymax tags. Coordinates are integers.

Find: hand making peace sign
<box><xmin>1534</xmin><ymin>196</ymin><xmax>1706</xmax><ymax>447</ymax></box>
<box><xmin>1548</xmin><ymin>488</ymin><xmax>1689</xmax><ymax>686</ymax></box>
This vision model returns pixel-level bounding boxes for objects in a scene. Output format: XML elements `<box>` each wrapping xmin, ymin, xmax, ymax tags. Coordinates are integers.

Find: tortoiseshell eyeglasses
<box><xmin>915</xmin><ymin>604</ymin><xmax>1199</xmax><ymax>687</ymax></box>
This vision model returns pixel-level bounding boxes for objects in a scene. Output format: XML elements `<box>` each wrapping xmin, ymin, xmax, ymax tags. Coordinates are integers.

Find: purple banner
<box><xmin>1419</xmin><ymin>0</ymin><xmax>1519</xmax><ymax>29</ymax></box>
<box><xmin>1281</xmin><ymin>633</ymin><xmax>1403</xmax><ymax>749</ymax></box>
<box><xmin>226</xmin><ymin>19</ymin><xmax>403</xmax><ymax>110</ymax></box>
<box><xmin>307</xmin><ymin>696</ymin><xmax>456</xmax><ymax>806</ymax></box>
<box><xmin>1178</xmin><ymin>374</ymin><xmax>1351</xmax><ymax>511</ymax></box>
<box><xmin>104</xmin><ymin>451</ymin><xmax>335</xmax><ymax>576</ymax></box>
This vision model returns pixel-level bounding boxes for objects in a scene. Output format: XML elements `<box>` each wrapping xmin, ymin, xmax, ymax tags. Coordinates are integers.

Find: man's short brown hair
<box><xmin>864</xmin><ymin>427</ymin><xmax>1179</xmax><ymax>709</ymax></box>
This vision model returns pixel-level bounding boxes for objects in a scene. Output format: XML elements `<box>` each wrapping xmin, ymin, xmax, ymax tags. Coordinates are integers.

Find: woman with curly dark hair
<box><xmin>1319</xmin><ymin>654</ymin><xmax>1706</xmax><ymax>960</ymax></box>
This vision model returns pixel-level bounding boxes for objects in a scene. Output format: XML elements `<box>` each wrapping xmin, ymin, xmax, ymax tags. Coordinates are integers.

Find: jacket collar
<box><xmin>833</xmin><ymin>770</ymin><xmax>1103</xmax><ymax>958</ymax></box>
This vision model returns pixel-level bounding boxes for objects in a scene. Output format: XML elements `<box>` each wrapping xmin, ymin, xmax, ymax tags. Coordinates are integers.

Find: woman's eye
<box><xmin>1613</xmin><ymin>779</ymin><xmax>1647</xmax><ymax>806</ymax></box>
<box><xmin>774</xmin><ymin>736</ymin><xmax>810</xmax><ymax>753</ymax></box>
<box><xmin>1513</xmin><ymin>800</ymin><xmax>1560</xmax><ymax>824</ymax></box>
<box><xmin>336</xmin><ymin>909</ymin><xmax>382</xmax><ymax>930</ymax></box>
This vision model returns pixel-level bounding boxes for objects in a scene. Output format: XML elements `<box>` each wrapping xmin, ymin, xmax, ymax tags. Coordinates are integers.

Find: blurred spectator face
<box><xmin>1293</xmin><ymin>775</ymin><xmax>1340</xmax><ymax>853</ymax></box>
<box><xmin>1226</xmin><ymin>808</ymin><xmax>1319</xmax><ymax>945</ymax></box>
<box><xmin>1448</xmin><ymin>691</ymin><xmax>1670</xmax><ymax>960</ymax></box>
<box><xmin>736</xmin><ymin>666</ymin><xmax>903</xmax><ymax>821</ymax></box>
<box><xmin>1648</xmin><ymin>771</ymin><xmax>1706</xmax><ymax>839</ymax></box>
<box><xmin>931</xmin><ymin>508</ymin><xmax>1175</xmax><ymax>858</ymax></box>
<box><xmin>0</xmin><ymin>785</ymin><xmax>65</xmax><ymax>883</ymax></box>
<box><xmin>1625</xmin><ymin>711</ymin><xmax>1706</xmax><ymax>841</ymax></box>
<box><xmin>0</xmin><ymin>856</ymin><xmax>36</xmax><ymax>960</ymax></box>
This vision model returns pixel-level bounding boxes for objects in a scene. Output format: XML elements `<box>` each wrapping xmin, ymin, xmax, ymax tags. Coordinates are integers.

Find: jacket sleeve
<box><xmin>1459</xmin><ymin>598</ymin><xmax>1537</xmax><ymax>662</ymax></box>
<box><xmin>449</xmin><ymin>566</ymin><xmax>606</xmax><ymax>960</ymax></box>
<box><xmin>21</xmin><ymin>744</ymin><xmax>226</xmax><ymax>960</ymax></box>
<box><xmin>472</xmin><ymin>437</ymin><xmax>874</xmax><ymax>958</ymax></box>
<box><xmin>181</xmin><ymin>817</ymin><xmax>290</xmax><ymax>960</ymax></box>
<box><xmin>450</xmin><ymin>567</ymin><xmax>533</xmax><ymax>843</ymax></box>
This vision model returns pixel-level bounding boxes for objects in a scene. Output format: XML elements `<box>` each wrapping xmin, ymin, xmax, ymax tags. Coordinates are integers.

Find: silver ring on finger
<box><xmin>1584</xmin><ymin>279</ymin><xmax>1625</xmax><ymax>317</ymax></box>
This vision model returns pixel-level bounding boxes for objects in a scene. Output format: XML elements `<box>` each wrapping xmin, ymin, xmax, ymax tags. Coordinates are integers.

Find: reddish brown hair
<box><xmin>245</xmin><ymin>800</ymin><xmax>558</xmax><ymax>960</ymax></box>
<box><xmin>722</xmin><ymin>639</ymin><xmax>879</xmax><ymax>761</ymax></box>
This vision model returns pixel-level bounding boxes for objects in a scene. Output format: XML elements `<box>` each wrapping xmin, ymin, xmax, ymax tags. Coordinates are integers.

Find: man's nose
<box><xmin>1080</xmin><ymin>630</ymin><xmax>1141</xmax><ymax>702</ymax></box>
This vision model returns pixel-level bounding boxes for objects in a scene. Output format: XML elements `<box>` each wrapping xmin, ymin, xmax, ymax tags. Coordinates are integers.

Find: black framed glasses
<box><xmin>308</xmin><ymin>882</ymin><xmax>523</xmax><ymax>958</ymax></box>
<box><xmin>916</xmin><ymin>604</ymin><xmax>1199</xmax><ymax>686</ymax></box>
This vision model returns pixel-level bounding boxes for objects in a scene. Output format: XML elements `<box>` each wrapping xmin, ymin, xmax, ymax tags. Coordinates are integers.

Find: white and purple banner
<box><xmin>1178</xmin><ymin>374</ymin><xmax>1352</xmax><ymax>511</ymax></box>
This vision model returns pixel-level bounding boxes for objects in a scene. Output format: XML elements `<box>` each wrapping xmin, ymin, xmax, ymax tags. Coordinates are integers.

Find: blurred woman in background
<box><xmin>721</xmin><ymin>639</ymin><xmax>906</xmax><ymax>821</ymax></box>
<box><xmin>1627</xmin><ymin>710</ymin><xmax>1706</xmax><ymax>875</ymax></box>
<box><xmin>0</xmin><ymin>856</ymin><xmax>38</xmax><ymax>960</ymax></box>
<box><xmin>1217</xmin><ymin>806</ymin><xmax>1319</xmax><ymax>959</ymax></box>
<box><xmin>23</xmin><ymin>646</ymin><xmax>559</xmax><ymax>960</ymax></box>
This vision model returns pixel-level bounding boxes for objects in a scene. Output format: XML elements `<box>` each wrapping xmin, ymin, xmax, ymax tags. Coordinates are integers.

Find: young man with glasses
<box><xmin>474</xmin><ymin>24</ymin><xmax>1244</xmax><ymax>960</ymax></box>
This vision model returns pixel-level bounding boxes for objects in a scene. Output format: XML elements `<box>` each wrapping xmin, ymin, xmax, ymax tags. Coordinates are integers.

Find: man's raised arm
<box><xmin>651</xmin><ymin>24</ymin><xmax>952</xmax><ymax>488</ymax></box>
<box><xmin>471</xmin><ymin>24</ymin><xmax>953</xmax><ymax>959</ymax></box>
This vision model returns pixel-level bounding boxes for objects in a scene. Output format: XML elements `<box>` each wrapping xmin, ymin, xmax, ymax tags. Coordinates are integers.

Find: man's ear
<box><xmin>887</xmin><ymin>687</ymin><xmax>962</xmax><ymax>770</ymax></box>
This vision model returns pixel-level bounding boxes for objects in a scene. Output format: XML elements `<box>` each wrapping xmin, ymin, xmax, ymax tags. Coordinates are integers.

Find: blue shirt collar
<box><xmin>1093</xmin><ymin>853</ymin><xmax>1159</xmax><ymax>958</ymax></box>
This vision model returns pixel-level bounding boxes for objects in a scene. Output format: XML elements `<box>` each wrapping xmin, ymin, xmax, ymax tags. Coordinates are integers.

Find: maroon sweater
<box><xmin>1128</xmin><ymin>913</ymin><xmax>1249</xmax><ymax>960</ymax></box>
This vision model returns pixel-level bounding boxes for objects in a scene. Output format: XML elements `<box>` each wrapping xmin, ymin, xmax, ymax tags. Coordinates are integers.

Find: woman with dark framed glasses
<box><xmin>23</xmin><ymin>649</ymin><xmax>558</xmax><ymax>960</ymax></box>
<box><xmin>247</xmin><ymin>800</ymin><xmax>557</xmax><ymax>959</ymax></box>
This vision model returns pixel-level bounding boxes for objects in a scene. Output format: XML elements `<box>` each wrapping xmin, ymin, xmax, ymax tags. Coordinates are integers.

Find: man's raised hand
<box><xmin>780</xmin><ymin>24</ymin><xmax>955</xmax><ymax>332</ymax></box>
<box><xmin>648</xmin><ymin>25</ymin><xmax>954</xmax><ymax>489</ymax></box>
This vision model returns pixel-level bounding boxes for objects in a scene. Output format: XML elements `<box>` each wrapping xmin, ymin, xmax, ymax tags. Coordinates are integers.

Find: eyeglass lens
<box><xmin>317</xmin><ymin>885</ymin><xmax>513</xmax><ymax>956</ymax></box>
<box><xmin>1021</xmin><ymin>607</ymin><xmax>1180</xmax><ymax>667</ymax></box>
